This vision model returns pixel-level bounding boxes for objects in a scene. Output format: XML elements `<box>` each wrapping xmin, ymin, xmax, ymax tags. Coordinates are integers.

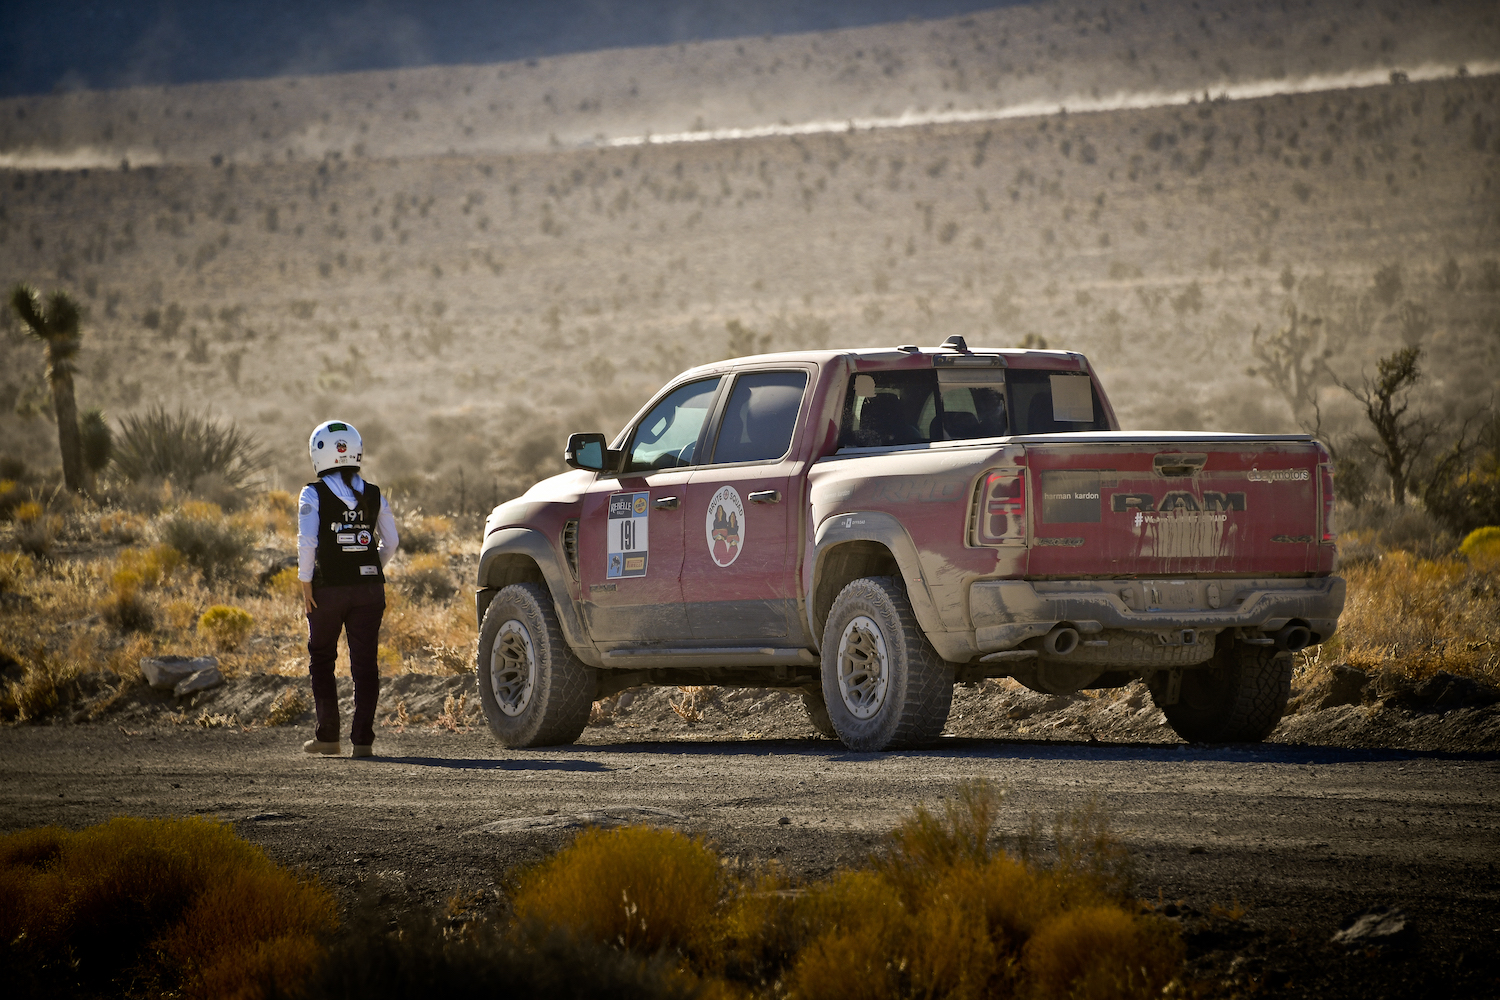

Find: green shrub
<box><xmin>0</xmin><ymin>816</ymin><xmax>335</xmax><ymax>999</ymax></box>
<box><xmin>157</xmin><ymin>501</ymin><xmax>255</xmax><ymax>583</ymax></box>
<box><xmin>112</xmin><ymin>405</ymin><xmax>268</xmax><ymax>492</ymax></box>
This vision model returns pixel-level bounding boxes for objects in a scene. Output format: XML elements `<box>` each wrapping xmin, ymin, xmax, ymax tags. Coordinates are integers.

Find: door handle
<box><xmin>748</xmin><ymin>490</ymin><xmax>782</xmax><ymax>504</ymax></box>
<box><xmin>653</xmin><ymin>496</ymin><xmax>679</xmax><ymax>510</ymax></box>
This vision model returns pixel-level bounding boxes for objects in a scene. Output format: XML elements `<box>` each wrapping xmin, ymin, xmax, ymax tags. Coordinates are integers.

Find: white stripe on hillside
<box><xmin>605</xmin><ymin>60</ymin><xmax>1500</xmax><ymax>148</ymax></box>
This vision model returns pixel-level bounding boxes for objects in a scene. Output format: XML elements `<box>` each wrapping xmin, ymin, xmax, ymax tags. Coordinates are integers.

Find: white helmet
<box><xmin>309</xmin><ymin>420</ymin><xmax>363</xmax><ymax>475</ymax></box>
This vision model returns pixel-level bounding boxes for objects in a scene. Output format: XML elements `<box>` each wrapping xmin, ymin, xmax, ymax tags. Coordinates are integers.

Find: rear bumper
<box><xmin>968</xmin><ymin>576</ymin><xmax>1345</xmax><ymax>652</ymax></box>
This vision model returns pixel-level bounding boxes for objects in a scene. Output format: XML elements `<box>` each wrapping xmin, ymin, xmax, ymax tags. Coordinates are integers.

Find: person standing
<box><xmin>297</xmin><ymin>420</ymin><xmax>399</xmax><ymax>758</ymax></box>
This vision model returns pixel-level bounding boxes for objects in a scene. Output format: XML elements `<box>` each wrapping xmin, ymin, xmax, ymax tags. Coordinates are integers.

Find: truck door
<box><xmin>577</xmin><ymin>377</ymin><xmax>723</xmax><ymax>641</ymax></box>
<box><xmin>681</xmin><ymin>370</ymin><xmax>810</xmax><ymax>640</ymax></box>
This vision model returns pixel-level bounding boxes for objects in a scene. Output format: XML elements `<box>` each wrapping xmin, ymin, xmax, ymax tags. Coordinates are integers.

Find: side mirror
<box><xmin>564</xmin><ymin>432</ymin><xmax>610</xmax><ymax>472</ymax></box>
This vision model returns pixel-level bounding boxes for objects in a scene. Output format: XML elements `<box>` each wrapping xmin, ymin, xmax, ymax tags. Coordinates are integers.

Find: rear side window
<box><xmin>837</xmin><ymin>366</ymin><xmax>1109</xmax><ymax>449</ymax></box>
<box><xmin>710</xmin><ymin>371</ymin><xmax>808</xmax><ymax>464</ymax></box>
<box><xmin>1006</xmin><ymin>371</ymin><xmax>1110</xmax><ymax>434</ymax></box>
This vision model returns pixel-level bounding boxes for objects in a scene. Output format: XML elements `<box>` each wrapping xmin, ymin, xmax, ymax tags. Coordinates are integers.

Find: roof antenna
<box><xmin>940</xmin><ymin>335</ymin><xmax>969</xmax><ymax>353</ymax></box>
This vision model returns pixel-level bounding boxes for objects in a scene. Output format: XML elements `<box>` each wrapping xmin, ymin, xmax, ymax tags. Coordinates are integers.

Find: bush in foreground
<box><xmin>0</xmin><ymin>816</ymin><xmax>335</xmax><ymax>999</ymax></box>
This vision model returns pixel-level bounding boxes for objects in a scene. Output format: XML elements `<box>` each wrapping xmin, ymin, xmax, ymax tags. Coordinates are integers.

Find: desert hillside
<box><xmin>0</xmin><ymin>0</ymin><xmax>1495</xmax><ymax>508</ymax></box>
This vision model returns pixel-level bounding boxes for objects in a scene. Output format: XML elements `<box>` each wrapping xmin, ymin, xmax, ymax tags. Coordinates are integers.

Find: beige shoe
<box><xmin>302</xmin><ymin>739</ymin><xmax>342</xmax><ymax>755</ymax></box>
<box><xmin>351</xmin><ymin>745</ymin><xmax>375</xmax><ymax>758</ymax></box>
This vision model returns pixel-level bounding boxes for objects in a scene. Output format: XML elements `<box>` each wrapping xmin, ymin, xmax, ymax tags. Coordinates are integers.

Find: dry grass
<box><xmin>1318</xmin><ymin>543</ymin><xmax>1499</xmax><ymax>685</ymax></box>
<box><xmin>512</xmin><ymin>825</ymin><xmax>724</xmax><ymax>957</ymax></box>
<box><xmin>1</xmin><ymin>493</ymin><xmax>476</xmax><ymax>724</ymax></box>
<box><xmin>0</xmin><ymin>816</ymin><xmax>335</xmax><ymax>998</ymax></box>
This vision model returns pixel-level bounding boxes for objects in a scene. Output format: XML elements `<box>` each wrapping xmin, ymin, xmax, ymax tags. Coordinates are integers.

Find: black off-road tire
<box><xmin>476</xmin><ymin>583</ymin><xmax>594</xmax><ymax>748</ymax></box>
<box><xmin>1152</xmin><ymin>642</ymin><xmax>1293</xmax><ymax>743</ymax></box>
<box><xmin>820</xmin><ymin>576</ymin><xmax>953</xmax><ymax>752</ymax></box>
<box><xmin>799</xmin><ymin>688</ymin><xmax>838</xmax><ymax>739</ymax></box>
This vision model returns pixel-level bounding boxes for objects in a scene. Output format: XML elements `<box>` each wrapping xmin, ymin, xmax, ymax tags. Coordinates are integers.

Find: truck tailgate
<box><xmin>1022</xmin><ymin>433</ymin><xmax>1332</xmax><ymax>578</ymax></box>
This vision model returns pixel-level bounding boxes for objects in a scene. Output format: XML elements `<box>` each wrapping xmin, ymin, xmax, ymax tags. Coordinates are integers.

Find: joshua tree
<box><xmin>10</xmin><ymin>285</ymin><xmax>85</xmax><ymax>493</ymax></box>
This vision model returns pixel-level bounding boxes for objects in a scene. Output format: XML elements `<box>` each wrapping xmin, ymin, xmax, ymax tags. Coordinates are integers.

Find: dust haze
<box><xmin>0</xmin><ymin>0</ymin><xmax>1496</xmax><ymax>512</ymax></box>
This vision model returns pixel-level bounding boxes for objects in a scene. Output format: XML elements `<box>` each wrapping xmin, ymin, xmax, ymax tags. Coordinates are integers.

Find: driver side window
<box><xmin>625</xmin><ymin>377</ymin><xmax>722</xmax><ymax>473</ymax></box>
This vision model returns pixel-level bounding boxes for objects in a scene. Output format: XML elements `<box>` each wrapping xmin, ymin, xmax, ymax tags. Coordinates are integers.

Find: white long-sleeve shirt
<box><xmin>296</xmin><ymin>473</ymin><xmax>400</xmax><ymax>583</ymax></box>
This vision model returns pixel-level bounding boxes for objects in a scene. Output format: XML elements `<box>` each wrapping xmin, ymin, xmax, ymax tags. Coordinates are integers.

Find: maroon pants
<box><xmin>306</xmin><ymin>582</ymin><xmax>385</xmax><ymax>746</ymax></box>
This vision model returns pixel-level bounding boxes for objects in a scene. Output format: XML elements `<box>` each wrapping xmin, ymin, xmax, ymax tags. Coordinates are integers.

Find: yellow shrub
<box><xmin>1022</xmin><ymin>906</ymin><xmax>1183</xmax><ymax>1000</ymax></box>
<box><xmin>264</xmin><ymin>490</ymin><xmax>296</xmax><ymax>516</ymax></box>
<box><xmin>0</xmin><ymin>552</ymin><xmax>35</xmax><ymax>593</ymax></box>
<box><xmin>1460</xmin><ymin>526</ymin><xmax>1500</xmax><ymax>573</ymax></box>
<box><xmin>377</xmin><ymin>643</ymin><xmax>405</xmax><ymax>673</ymax></box>
<box><xmin>179</xmin><ymin>499</ymin><xmax>224</xmax><ymax>521</ymax></box>
<box><xmin>14</xmin><ymin>500</ymin><xmax>43</xmax><ymax>523</ymax></box>
<box><xmin>115</xmin><ymin>544</ymin><xmax>185</xmax><ymax>588</ymax></box>
<box><xmin>0</xmin><ymin>817</ymin><xmax>335</xmax><ymax>998</ymax></box>
<box><xmin>199</xmin><ymin>605</ymin><xmax>255</xmax><ymax>651</ymax></box>
<box><xmin>269</xmin><ymin>566</ymin><xmax>302</xmax><ymax>598</ymax></box>
<box><xmin>512</xmin><ymin>825</ymin><xmax>723</xmax><ymax>956</ymax></box>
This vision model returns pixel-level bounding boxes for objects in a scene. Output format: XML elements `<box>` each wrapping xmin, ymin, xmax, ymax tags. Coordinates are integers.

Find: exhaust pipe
<box><xmin>1271</xmin><ymin>623</ymin><xmax>1313</xmax><ymax>652</ymax></box>
<box><xmin>1042</xmin><ymin>625</ymin><xmax>1081</xmax><ymax>657</ymax></box>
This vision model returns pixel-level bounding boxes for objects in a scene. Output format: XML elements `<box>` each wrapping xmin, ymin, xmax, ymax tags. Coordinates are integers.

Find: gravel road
<box><xmin>3</xmin><ymin>722</ymin><xmax>1499</xmax><ymax>997</ymax></box>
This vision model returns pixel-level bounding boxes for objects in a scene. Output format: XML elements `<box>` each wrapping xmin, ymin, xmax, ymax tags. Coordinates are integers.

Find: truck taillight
<box><xmin>1319</xmin><ymin>463</ymin><xmax>1336</xmax><ymax>543</ymax></box>
<box><xmin>975</xmin><ymin>468</ymin><xmax>1027</xmax><ymax>545</ymax></box>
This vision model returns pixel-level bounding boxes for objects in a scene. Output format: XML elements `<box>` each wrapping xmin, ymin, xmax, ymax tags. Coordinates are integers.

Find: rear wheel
<box><xmin>820</xmin><ymin>576</ymin><xmax>953</xmax><ymax>751</ymax></box>
<box><xmin>1152</xmin><ymin>641</ymin><xmax>1292</xmax><ymax>743</ymax></box>
<box><xmin>476</xmin><ymin>583</ymin><xmax>594</xmax><ymax>748</ymax></box>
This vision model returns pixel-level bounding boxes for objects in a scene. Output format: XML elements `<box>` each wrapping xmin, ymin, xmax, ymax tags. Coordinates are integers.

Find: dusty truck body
<box><xmin>474</xmin><ymin>340</ymin><xmax>1343</xmax><ymax>751</ymax></box>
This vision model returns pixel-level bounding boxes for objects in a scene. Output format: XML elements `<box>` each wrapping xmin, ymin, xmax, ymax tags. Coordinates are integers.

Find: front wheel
<box><xmin>1152</xmin><ymin>642</ymin><xmax>1292</xmax><ymax>743</ymax></box>
<box><xmin>476</xmin><ymin>583</ymin><xmax>594</xmax><ymax>748</ymax></box>
<box><xmin>820</xmin><ymin>576</ymin><xmax>953</xmax><ymax>751</ymax></box>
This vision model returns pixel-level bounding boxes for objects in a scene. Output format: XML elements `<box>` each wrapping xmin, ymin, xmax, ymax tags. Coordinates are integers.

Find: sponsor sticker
<box><xmin>706</xmin><ymin>486</ymin><xmax>745</xmax><ymax>568</ymax></box>
<box><xmin>1040</xmin><ymin>471</ymin><xmax>1102</xmax><ymax>523</ymax></box>
<box><xmin>1248</xmin><ymin>467</ymin><xmax>1310</xmax><ymax>482</ymax></box>
<box><xmin>337</xmin><ymin>533</ymin><xmax>356</xmax><ymax>544</ymax></box>
<box><xmin>360</xmin><ymin>565</ymin><xmax>378</xmax><ymax>575</ymax></box>
<box><xmin>341</xmin><ymin>545</ymin><xmax>368</xmax><ymax>552</ymax></box>
<box><xmin>336</xmin><ymin>439</ymin><xmax>348</xmax><ymax>454</ymax></box>
<box><xmin>357</xmin><ymin>530</ymin><xmax>372</xmax><ymax>545</ymax></box>
<box><xmin>607</xmin><ymin>491</ymin><xmax>650</xmax><ymax>579</ymax></box>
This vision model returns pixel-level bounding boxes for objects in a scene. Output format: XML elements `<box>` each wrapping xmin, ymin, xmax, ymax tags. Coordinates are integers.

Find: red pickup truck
<box><xmin>474</xmin><ymin>338</ymin><xmax>1343</xmax><ymax>751</ymax></box>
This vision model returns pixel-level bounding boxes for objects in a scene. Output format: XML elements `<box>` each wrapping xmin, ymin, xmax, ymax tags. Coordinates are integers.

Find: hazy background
<box><xmin>3</xmin><ymin>1</ymin><xmax>1016</xmax><ymax>97</ymax></box>
<box><xmin>0</xmin><ymin>0</ymin><xmax>1496</xmax><ymax>514</ymax></box>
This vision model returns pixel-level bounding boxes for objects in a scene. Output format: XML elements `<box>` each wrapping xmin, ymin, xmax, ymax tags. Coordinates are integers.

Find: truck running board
<box><xmin>601</xmin><ymin>646</ymin><xmax>819</xmax><ymax>669</ymax></box>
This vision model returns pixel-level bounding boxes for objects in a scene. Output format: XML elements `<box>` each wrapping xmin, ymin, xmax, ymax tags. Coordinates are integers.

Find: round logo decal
<box><xmin>705</xmin><ymin>486</ymin><xmax>745</xmax><ymax>568</ymax></box>
<box><xmin>357</xmin><ymin>530</ymin><xmax>372</xmax><ymax>545</ymax></box>
<box><xmin>633</xmin><ymin>495</ymin><xmax>649</xmax><ymax>515</ymax></box>
<box><xmin>335</xmin><ymin>439</ymin><xmax>348</xmax><ymax>453</ymax></box>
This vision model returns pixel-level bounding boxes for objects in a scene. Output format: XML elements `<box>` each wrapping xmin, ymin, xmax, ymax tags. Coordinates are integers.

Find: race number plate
<box><xmin>606</xmin><ymin>491</ymin><xmax>650</xmax><ymax>578</ymax></box>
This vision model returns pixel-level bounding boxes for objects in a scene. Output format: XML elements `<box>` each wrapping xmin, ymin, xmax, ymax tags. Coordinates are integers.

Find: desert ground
<box><xmin>3</xmin><ymin>687</ymin><xmax>1499</xmax><ymax>997</ymax></box>
<box><xmin>2</xmin><ymin>2</ymin><xmax>1499</xmax><ymax>995</ymax></box>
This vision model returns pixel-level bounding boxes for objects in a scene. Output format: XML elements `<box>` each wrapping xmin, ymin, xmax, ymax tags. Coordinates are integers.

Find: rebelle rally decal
<box><xmin>706</xmin><ymin>486</ymin><xmax>745</xmax><ymax>567</ymax></box>
<box><xmin>607</xmin><ymin>492</ymin><xmax>649</xmax><ymax>578</ymax></box>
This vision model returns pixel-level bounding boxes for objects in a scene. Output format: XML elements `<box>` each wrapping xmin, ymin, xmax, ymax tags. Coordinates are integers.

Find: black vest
<box><xmin>309</xmin><ymin>478</ymin><xmax>385</xmax><ymax>587</ymax></box>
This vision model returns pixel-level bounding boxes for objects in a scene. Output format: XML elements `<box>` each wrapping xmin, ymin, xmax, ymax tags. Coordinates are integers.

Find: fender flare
<box><xmin>476</xmin><ymin>526</ymin><xmax>598</xmax><ymax>664</ymax></box>
<box><xmin>808</xmin><ymin>511</ymin><xmax>945</xmax><ymax>647</ymax></box>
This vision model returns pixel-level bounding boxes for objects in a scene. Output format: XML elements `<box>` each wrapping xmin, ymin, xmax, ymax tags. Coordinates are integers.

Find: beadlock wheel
<box><xmin>490</xmin><ymin>619</ymin><xmax>537</xmax><ymax>717</ymax></box>
<box><xmin>836</xmin><ymin>615</ymin><xmax>890</xmax><ymax>720</ymax></box>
